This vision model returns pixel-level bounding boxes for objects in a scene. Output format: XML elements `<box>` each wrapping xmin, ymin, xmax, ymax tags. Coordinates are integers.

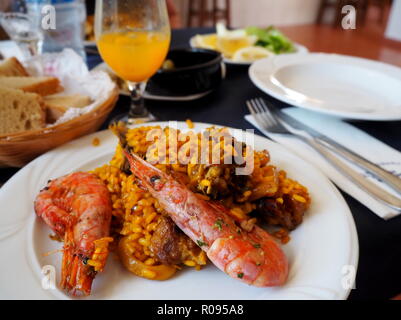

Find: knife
<box><xmin>270</xmin><ymin>105</ymin><xmax>401</xmax><ymax>197</ymax></box>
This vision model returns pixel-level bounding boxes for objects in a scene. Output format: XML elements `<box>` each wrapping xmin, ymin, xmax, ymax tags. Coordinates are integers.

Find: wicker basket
<box><xmin>0</xmin><ymin>87</ymin><xmax>119</xmax><ymax>168</ymax></box>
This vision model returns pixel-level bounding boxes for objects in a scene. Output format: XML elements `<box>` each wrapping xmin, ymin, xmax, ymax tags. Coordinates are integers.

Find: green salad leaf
<box><xmin>245</xmin><ymin>26</ymin><xmax>295</xmax><ymax>54</ymax></box>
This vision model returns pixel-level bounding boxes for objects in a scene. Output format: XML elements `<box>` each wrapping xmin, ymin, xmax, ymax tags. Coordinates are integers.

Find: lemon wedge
<box><xmin>217</xmin><ymin>36</ymin><xmax>257</xmax><ymax>58</ymax></box>
<box><xmin>232</xmin><ymin>46</ymin><xmax>274</xmax><ymax>62</ymax></box>
<box><xmin>192</xmin><ymin>34</ymin><xmax>218</xmax><ymax>50</ymax></box>
<box><xmin>215</xmin><ymin>23</ymin><xmax>257</xmax><ymax>58</ymax></box>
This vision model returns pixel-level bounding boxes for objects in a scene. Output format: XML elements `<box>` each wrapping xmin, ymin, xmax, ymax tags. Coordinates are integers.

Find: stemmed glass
<box><xmin>95</xmin><ymin>0</ymin><xmax>171</xmax><ymax>123</ymax></box>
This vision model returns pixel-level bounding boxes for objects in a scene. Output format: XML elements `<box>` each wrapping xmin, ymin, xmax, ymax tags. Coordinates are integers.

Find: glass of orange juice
<box><xmin>95</xmin><ymin>0</ymin><xmax>171</xmax><ymax>123</ymax></box>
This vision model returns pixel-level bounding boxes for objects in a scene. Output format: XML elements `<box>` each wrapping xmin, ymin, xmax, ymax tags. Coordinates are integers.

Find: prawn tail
<box><xmin>60</xmin><ymin>229</ymin><xmax>95</xmax><ymax>297</ymax></box>
<box><xmin>207</xmin><ymin>237</ymin><xmax>288</xmax><ymax>287</ymax></box>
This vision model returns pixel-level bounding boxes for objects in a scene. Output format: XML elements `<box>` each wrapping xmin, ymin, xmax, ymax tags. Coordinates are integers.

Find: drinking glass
<box><xmin>0</xmin><ymin>12</ymin><xmax>43</xmax><ymax>59</ymax></box>
<box><xmin>95</xmin><ymin>0</ymin><xmax>171</xmax><ymax>123</ymax></box>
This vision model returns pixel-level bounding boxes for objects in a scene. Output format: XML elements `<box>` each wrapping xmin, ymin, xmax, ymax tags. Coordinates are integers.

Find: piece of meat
<box><xmin>149</xmin><ymin>216</ymin><xmax>201</xmax><ymax>265</ymax></box>
<box><xmin>255</xmin><ymin>194</ymin><xmax>307</xmax><ymax>231</ymax></box>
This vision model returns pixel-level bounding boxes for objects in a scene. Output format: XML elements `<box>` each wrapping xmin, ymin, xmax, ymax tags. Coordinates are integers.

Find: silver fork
<box><xmin>246</xmin><ymin>98</ymin><xmax>401</xmax><ymax>213</ymax></box>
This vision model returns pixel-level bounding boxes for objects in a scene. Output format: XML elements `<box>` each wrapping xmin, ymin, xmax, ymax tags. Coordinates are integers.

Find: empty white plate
<box><xmin>249</xmin><ymin>53</ymin><xmax>401</xmax><ymax>120</ymax></box>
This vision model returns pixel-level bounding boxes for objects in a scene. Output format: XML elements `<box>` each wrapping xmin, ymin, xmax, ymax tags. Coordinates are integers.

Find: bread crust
<box><xmin>0</xmin><ymin>57</ymin><xmax>29</xmax><ymax>77</ymax></box>
<box><xmin>44</xmin><ymin>94</ymin><xmax>92</xmax><ymax>123</ymax></box>
<box><xmin>0</xmin><ymin>76</ymin><xmax>63</xmax><ymax>96</ymax></box>
<box><xmin>19</xmin><ymin>77</ymin><xmax>62</xmax><ymax>96</ymax></box>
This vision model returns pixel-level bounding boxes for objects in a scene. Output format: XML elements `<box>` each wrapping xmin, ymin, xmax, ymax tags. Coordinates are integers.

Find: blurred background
<box><xmin>0</xmin><ymin>0</ymin><xmax>398</xmax><ymax>40</ymax></box>
<box><xmin>174</xmin><ymin>0</ymin><xmax>396</xmax><ymax>40</ymax></box>
<box><xmin>173</xmin><ymin>0</ymin><xmax>392</xmax><ymax>29</ymax></box>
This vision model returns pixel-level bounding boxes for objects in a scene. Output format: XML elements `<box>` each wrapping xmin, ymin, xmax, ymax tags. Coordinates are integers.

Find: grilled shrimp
<box><xmin>34</xmin><ymin>172</ymin><xmax>113</xmax><ymax>296</ymax></box>
<box><xmin>123</xmin><ymin>150</ymin><xmax>288</xmax><ymax>287</ymax></box>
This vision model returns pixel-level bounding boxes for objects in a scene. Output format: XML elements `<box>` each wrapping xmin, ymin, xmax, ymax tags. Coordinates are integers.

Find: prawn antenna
<box><xmin>109</xmin><ymin>121</ymin><xmax>130</xmax><ymax>152</ymax></box>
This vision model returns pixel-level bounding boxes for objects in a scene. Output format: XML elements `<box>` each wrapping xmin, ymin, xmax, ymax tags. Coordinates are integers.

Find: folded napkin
<box><xmin>245</xmin><ymin>108</ymin><xmax>401</xmax><ymax>219</ymax></box>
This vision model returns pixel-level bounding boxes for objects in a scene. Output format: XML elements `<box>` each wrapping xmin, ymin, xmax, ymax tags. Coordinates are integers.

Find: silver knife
<box><xmin>270</xmin><ymin>105</ymin><xmax>401</xmax><ymax>197</ymax></box>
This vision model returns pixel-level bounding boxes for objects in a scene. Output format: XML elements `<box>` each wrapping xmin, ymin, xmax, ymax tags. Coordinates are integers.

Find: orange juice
<box><xmin>97</xmin><ymin>31</ymin><xmax>170</xmax><ymax>82</ymax></box>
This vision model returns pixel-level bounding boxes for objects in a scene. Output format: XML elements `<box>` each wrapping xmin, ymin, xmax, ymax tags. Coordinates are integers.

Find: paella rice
<box><xmin>91</xmin><ymin>125</ymin><xmax>310</xmax><ymax>280</ymax></box>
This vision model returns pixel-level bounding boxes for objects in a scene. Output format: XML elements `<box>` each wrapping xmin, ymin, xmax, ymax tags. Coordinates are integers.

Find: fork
<box><xmin>246</xmin><ymin>98</ymin><xmax>401</xmax><ymax>213</ymax></box>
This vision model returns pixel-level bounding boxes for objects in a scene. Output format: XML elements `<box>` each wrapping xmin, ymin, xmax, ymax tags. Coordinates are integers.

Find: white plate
<box><xmin>189</xmin><ymin>34</ymin><xmax>309</xmax><ymax>65</ymax></box>
<box><xmin>249</xmin><ymin>53</ymin><xmax>401</xmax><ymax>120</ymax></box>
<box><xmin>0</xmin><ymin>122</ymin><xmax>358</xmax><ymax>300</ymax></box>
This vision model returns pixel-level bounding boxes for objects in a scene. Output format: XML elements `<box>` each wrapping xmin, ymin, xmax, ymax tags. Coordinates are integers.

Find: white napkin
<box><xmin>245</xmin><ymin>108</ymin><xmax>401</xmax><ymax>219</ymax></box>
<box><xmin>25</xmin><ymin>49</ymin><xmax>116</xmax><ymax>126</ymax></box>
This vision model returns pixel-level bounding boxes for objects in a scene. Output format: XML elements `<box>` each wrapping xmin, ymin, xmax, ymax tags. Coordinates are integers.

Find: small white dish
<box><xmin>0</xmin><ymin>122</ymin><xmax>358</xmax><ymax>299</ymax></box>
<box><xmin>249</xmin><ymin>53</ymin><xmax>401</xmax><ymax>120</ymax></box>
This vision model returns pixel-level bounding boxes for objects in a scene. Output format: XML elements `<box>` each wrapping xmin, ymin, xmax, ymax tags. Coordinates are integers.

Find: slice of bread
<box><xmin>0</xmin><ymin>57</ymin><xmax>29</xmax><ymax>77</ymax></box>
<box><xmin>0</xmin><ymin>76</ymin><xmax>62</xmax><ymax>96</ymax></box>
<box><xmin>0</xmin><ymin>87</ymin><xmax>46</xmax><ymax>135</ymax></box>
<box><xmin>44</xmin><ymin>94</ymin><xmax>92</xmax><ymax>123</ymax></box>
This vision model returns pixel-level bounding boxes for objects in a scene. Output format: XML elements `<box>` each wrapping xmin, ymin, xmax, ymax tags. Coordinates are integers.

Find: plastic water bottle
<box><xmin>26</xmin><ymin>0</ymin><xmax>87</xmax><ymax>60</ymax></box>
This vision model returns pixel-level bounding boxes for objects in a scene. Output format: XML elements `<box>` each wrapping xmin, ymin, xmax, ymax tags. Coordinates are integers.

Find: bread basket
<box><xmin>0</xmin><ymin>86</ymin><xmax>119</xmax><ymax>167</ymax></box>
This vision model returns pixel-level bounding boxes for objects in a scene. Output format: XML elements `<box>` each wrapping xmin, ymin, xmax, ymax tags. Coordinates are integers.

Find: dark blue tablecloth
<box><xmin>2</xmin><ymin>27</ymin><xmax>401</xmax><ymax>300</ymax></box>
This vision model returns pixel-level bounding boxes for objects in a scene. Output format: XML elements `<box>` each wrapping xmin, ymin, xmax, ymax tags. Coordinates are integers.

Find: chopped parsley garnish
<box><xmin>253</xmin><ymin>243</ymin><xmax>261</xmax><ymax>249</ymax></box>
<box><xmin>197</xmin><ymin>240</ymin><xmax>206</xmax><ymax>247</ymax></box>
<box><xmin>237</xmin><ymin>272</ymin><xmax>244</xmax><ymax>279</ymax></box>
<box><xmin>213</xmin><ymin>218</ymin><xmax>223</xmax><ymax>231</ymax></box>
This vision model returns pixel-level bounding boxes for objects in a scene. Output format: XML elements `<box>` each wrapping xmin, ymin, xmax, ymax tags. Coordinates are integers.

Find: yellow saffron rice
<box><xmin>91</xmin><ymin>126</ymin><xmax>310</xmax><ymax>279</ymax></box>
